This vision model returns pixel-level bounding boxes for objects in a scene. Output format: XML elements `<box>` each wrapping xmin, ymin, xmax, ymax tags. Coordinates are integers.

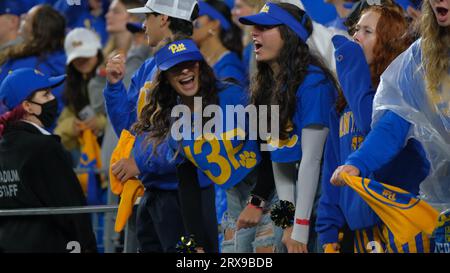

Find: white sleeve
<box><xmin>272</xmin><ymin>162</ymin><xmax>297</xmax><ymax>204</ymax></box>
<box><xmin>291</xmin><ymin>126</ymin><xmax>329</xmax><ymax>244</ymax></box>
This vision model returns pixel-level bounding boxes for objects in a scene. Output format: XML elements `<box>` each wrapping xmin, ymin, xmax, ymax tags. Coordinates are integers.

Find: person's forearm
<box><xmin>345</xmin><ymin>111</ymin><xmax>411</xmax><ymax>177</ymax></box>
<box><xmin>292</xmin><ymin>126</ymin><xmax>329</xmax><ymax>244</ymax></box>
<box><xmin>272</xmin><ymin>162</ymin><xmax>296</xmax><ymax>204</ymax></box>
<box><xmin>103</xmin><ymin>81</ymin><xmax>134</xmax><ymax>136</ymax></box>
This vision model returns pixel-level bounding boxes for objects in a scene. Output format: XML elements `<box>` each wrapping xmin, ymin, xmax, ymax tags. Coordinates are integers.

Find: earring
<box><xmin>208</xmin><ymin>29</ymin><xmax>216</xmax><ymax>36</ymax></box>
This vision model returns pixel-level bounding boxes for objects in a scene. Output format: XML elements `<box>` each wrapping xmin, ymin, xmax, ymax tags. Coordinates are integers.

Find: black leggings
<box><xmin>177</xmin><ymin>161</ymin><xmax>219</xmax><ymax>253</ymax></box>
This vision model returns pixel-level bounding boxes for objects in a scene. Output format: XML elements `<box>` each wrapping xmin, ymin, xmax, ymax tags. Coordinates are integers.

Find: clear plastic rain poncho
<box><xmin>372</xmin><ymin>39</ymin><xmax>450</xmax><ymax>212</ymax></box>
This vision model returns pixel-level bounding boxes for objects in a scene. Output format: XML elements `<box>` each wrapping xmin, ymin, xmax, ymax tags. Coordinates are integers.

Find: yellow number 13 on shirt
<box><xmin>183</xmin><ymin>128</ymin><xmax>246</xmax><ymax>185</ymax></box>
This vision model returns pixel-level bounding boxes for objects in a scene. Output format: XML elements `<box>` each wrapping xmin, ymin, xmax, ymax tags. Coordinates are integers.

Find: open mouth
<box><xmin>437</xmin><ymin>7</ymin><xmax>448</xmax><ymax>16</ymax></box>
<box><xmin>179</xmin><ymin>76</ymin><xmax>195</xmax><ymax>88</ymax></box>
<box><xmin>254</xmin><ymin>41</ymin><xmax>263</xmax><ymax>53</ymax></box>
<box><xmin>436</xmin><ymin>6</ymin><xmax>449</xmax><ymax>21</ymax></box>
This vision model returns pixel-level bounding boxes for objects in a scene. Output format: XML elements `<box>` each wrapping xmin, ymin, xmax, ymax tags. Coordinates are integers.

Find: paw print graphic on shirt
<box><xmin>239</xmin><ymin>151</ymin><xmax>257</xmax><ymax>169</ymax></box>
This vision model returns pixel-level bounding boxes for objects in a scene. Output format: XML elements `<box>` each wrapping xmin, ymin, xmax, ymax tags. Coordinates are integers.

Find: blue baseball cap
<box><xmin>0</xmin><ymin>0</ymin><xmax>29</xmax><ymax>16</ymax></box>
<box><xmin>239</xmin><ymin>2</ymin><xmax>311</xmax><ymax>42</ymax></box>
<box><xmin>155</xmin><ymin>39</ymin><xmax>204</xmax><ymax>71</ymax></box>
<box><xmin>199</xmin><ymin>1</ymin><xmax>231</xmax><ymax>31</ymax></box>
<box><xmin>0</xmin><ymin>68</ymin><xmax>66</xmax><ymax>110</ymax></box>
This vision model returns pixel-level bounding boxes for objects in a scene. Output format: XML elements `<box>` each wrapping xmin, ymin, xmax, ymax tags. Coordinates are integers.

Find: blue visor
<box><xmin>239</xmin><ymin>2</ymin><xmax>310</xmax><ymax>42</ymax></box>
<box><xmin>155</xmin><ymin>39</ymin><xmax>204</xmax><ymax>71</ymax></box>
<box><xmin>198</xmin><ymin>1</ymin><xmax>231</xmax><ymax>31</ymax></box>
<box><xmin>0</xmin><ymin>68</ymin><xmax>66</xmax><ymax>110</ymax></box>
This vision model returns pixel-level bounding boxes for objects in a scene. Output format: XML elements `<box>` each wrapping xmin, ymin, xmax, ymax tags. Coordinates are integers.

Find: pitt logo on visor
<box><xmin>34</xmin><ymin>69</ymin><xmax>44</xmax><ymax>76</ymax></box>
<box><xmin>260</xmin><ymin>4</ymin><xmax>270</xmax><ymax>13</ymax></box>
<box><xmin>169</xmin><ymin>43</ymin><xmax>187</xmax><ymax>54</ymax></box>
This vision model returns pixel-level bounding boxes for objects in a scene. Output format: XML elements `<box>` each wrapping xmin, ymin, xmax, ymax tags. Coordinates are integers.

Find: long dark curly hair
<box><xmin>251</xmin><ymin>3</ymin><xmax>339</xmax><ymax>140</ymax></box>
<box><xmin>131</xmin><ymin>38</ymin><xmax>219</xmax><ymax>155</ymax></box>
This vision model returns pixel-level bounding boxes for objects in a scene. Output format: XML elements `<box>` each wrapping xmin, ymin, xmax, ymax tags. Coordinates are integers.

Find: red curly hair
<box><xmin>367</xmin><ymin>4</ymin><xmax>411</xmax><ymax>87</ymax></box>
<box><xmin>0</xmin><ymin>105</ymin><xmax>26</xmax><ymax>137</ymax></box>
<box><xmin>336</xmin><ymin>3</ymin><xmax>412</xmax><ymax>113</ymax></box>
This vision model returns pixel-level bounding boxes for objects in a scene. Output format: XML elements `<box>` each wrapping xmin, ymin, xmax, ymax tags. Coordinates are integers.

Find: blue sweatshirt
<box><xmin>103</xmin><ymin>57</ymin><xmax>157</xmax><ymax>136</ymax></box>
<box><xmin>132</xmin><ymin>133</ymin><xmax>178</xmax><ymax>190</ymax></box>
<box><xmin>316</xmin><ymin>36</ymin><xmax>430</xmax><ymax>246</ymax></box>
<box><xmin>0</xmin><ymin>50</ymin><xmax>67</xmax><ymax>117</ymax></box>
<box><xmin>104</xmin><ymin>57</ymin><xmax>176</xmax><ymax>190</ymax></box>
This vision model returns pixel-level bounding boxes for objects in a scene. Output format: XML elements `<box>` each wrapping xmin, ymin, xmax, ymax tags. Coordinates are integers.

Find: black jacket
<box><xmin>0</xmin><ymin>121</ymin><xmax>97</xmax><ymax>253</ymax></box>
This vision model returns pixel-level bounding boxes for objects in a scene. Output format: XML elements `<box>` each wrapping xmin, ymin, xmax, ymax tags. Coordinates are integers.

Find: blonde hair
<box><xmin>420</xmin><ymin>1</ymin><xmax>450</xmax><ymax>104</ymax></box>
<box><xmin>242</xmin><ymin>0</ymin><xmax>266</xmax><ymax>10</ymax></box>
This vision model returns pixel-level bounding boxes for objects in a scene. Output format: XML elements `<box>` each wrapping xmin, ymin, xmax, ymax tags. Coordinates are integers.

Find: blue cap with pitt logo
<box><xmin>0</xmin><ymin>68</ymin><xmax>65</xmax><ymax>110</ymax></box>
<box><xmin>155</xmin><ymin>39</ymin><xmax>204</xmax><ymax>71</ymax></box>
<box><xmin>239</xmin><ymin>2</ymin><xmax>311</xmax><ymax>42</ymax></box>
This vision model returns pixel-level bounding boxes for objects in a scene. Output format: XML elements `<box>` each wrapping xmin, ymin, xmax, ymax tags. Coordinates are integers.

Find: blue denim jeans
<box><xmin>221</xmin><ymin>172</ymin><xmax>284</xmax><ymax>253</ymax></box>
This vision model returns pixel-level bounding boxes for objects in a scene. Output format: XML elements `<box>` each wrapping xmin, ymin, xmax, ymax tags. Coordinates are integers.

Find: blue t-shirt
<box><xmin>269</xmin><ymin>65</ymin><xmax>336</xmax><ymax>163</ymax></box>
<box><xmin>213</xmin><ymin>51</ymin><xmax>247</xmax><ymax>88</ymax></box>
<box><xmin>170</xmin><ymin>83</ymin><xmax>261</xmax><ymax>189</ymax></box>
<box><xmin>242</xmin><ymin>43</ymin><xmax>253</xmax><ymax>79</ymax></box>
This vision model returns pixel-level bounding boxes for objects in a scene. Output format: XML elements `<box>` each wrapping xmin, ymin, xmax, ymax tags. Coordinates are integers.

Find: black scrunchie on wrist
<box><xmin>176</xmin><ymin>234</ymin><xmax>198</xmax><ymax>253</ymax></box>
<box><xmin>270</xmin><ymin>200</ymin><xmax>295</xmax><ymax>229</ymax></box>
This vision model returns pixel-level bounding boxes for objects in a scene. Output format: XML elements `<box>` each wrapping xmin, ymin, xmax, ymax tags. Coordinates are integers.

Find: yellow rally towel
<box><xmin>340</xmin><ymin>173</ymin><xmax>439</xmax><ymax>244</ymax></box>
<box><xmin>324</xmin><ymin>244</ymin><xmax>339</xmax><ymax>253</ymax></box>
<box><xmin>110</xmin><ymin>129</ymin><xmax>137</xmax><ymax>194</ymax></box>
<box><xmin>78</xmin><ymin>129</ymin><xmax>102</xmax><ymax>195</ymax></box>
<box><xmin>110</xmin><ymin>129</ymin><xmax>144</xmax><ymax>232</ymax></box>
<box><xmin>324</xmin><ymin>232</ymin><xmax>344</xmax><ymax>253</ymax></box>
<box><xmin>115</xmin><ymin>179</ymin><xmax>144</xmax><ymax>232</ymax></box>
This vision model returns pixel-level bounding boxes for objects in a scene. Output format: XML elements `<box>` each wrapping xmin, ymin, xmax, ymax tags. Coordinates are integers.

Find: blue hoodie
<box><xmin>0</xmin><ymin>50</ymin><xmax>67</xmax><ymax>116</ymax></box>
<box><xmin>316</xmin><ymin>36</ymin><xmax>430</xmax><ymax>246</ymax></box>
<box><xmin>242</xmin><ymin>43</ymin><xmax>253</xmax><ymax>80</ymax></box>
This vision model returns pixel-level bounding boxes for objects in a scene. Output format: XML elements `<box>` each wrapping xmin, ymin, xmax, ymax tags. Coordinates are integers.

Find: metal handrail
<box><xmin>74</xmin><ymin>168</ymin><xmax>110</xmax><ymax>174</ymax></box>
<box><xmin>0</xmin><ymin>205</ymin><xmax>118</xmax><ymax>216</ymax></box>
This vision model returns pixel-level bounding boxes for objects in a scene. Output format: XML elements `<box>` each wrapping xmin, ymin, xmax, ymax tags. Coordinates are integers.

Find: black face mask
<box><xmin>29</xmin><ymin>99</ymin><xmax>58</xmax><ymax>128</ymax></box>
